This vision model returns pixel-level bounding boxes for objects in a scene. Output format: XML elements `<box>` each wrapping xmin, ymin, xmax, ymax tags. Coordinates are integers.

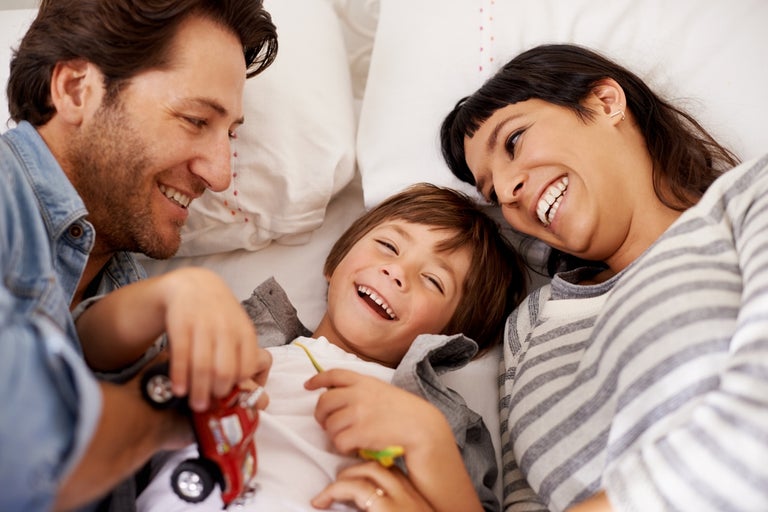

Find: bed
<box><xmin>2</xmin><ymin>0</ymin><xmax>768</xmax><ymax>507</ymax></box>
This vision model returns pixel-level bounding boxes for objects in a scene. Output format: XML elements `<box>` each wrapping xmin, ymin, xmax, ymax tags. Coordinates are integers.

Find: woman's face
<box><xmin>463</xmin><ymin>97</ymin><xmax>658</xmax><ymax>268</ymax></box>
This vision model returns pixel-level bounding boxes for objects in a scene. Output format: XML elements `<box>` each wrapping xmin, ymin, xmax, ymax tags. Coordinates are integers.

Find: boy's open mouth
<box><xmin>357</xmin><ymin>285</ymin><xmax>397</xmax><ymax>320</ymax></box>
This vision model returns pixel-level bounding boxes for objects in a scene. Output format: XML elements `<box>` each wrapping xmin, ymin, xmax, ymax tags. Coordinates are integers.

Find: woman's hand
<box><xmin>567</xmin><ymin>491</ymin><xmax>613</xmax><ymax>512</ymax></box>
<box><xmin>312</xmin><ymin>461</ymin><xmax>433</xmax><ymax>511</ymax></box>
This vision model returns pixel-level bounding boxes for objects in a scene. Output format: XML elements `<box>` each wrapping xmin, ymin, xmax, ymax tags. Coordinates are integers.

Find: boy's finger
<box><xmin>304</xmin><ymin>368</ymin><xmax>360</xmax><ymax>390</ymax></box>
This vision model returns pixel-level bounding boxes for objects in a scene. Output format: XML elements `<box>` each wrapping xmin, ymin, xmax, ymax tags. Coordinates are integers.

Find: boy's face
<box><xmin>315</xmin><ymin>220</ymin><xmax>471</xmax><ymax>368</ymax></box>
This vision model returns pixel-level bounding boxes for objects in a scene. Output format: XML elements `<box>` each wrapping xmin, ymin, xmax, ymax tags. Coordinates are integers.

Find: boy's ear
<box><xmin>49</xmin><ymin>59</ymin><xmax>103</xmax><ymax>125</ymax></box>
<box><xmin>591</xmin><ymin>78</ymin><xmax>626</xmax><ymax>121</ymax></box>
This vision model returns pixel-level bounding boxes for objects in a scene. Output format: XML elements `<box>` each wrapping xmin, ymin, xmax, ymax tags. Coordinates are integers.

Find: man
<box><xmin>0</xmin><ymin>1</ymin><xmax>278</xmax><ymax>510</ymax></box>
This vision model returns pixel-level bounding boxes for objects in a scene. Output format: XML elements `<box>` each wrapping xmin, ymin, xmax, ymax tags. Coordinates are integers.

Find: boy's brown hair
<box><xmin>324</xmin><ymin>183</ymin><xmax>528</xmax><ymax>352</ymax></box>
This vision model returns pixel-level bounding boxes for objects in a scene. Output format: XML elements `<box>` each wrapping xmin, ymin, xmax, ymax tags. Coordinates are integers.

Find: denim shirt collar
<box><xmin>5</xmin><ymin>121</ymin><xmax>90</xmax><ymax>241</ymax></box>
<box><xmin>6</xmin><ymin>121</ymin><xmax>146</xmax><ymax>295</ymax></box>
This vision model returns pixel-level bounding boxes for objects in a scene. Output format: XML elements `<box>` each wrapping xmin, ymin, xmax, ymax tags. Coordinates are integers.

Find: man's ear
<box><xmin>49</xmin><ymin>59</ymin><xmax>102</xmax><ymax>125</ymax></box>
<box><xmin>591</xmin><ymin>78</ymin><xmax>626</xmax><ymax>122</ymax></box>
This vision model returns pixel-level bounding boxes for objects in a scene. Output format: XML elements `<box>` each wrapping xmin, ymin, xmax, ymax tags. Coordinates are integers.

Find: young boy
<box><xmin>137</xmin><ymin>183</ymin><xmax>528</xmax><ymax>512</ymax></box>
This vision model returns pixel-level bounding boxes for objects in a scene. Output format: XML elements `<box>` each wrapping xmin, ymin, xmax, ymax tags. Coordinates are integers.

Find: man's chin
<box><xmin>138</xmin><ymin>235</ymin><xmax>182</xmax><ymax>260</ymax></box>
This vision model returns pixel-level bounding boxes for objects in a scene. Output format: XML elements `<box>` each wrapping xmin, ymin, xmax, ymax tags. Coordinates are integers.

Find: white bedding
<box><xmin>126</xmin><ymin>0</ymin><xmax>768</xmax><ymax>505</ymax></box>
<box><xmin>3</xmin><ymin>0</ymin><xmax>768</xmax><ymax>508</ymax></box>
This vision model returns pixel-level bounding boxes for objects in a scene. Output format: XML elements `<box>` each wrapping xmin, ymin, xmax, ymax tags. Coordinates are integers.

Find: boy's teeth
<box><xmin>357</xmin><ymin>285</ymin><xmax>396</xmax><ymax>319</ymax></box>
<box><xmin>159</xmin><ymin>184</ymin><xmax>191</xmax><ymax>208</ymax></box>
<box><xmin>536</xmin><ymin>176</ymin><xmax>568</xmax><ymax>226</ymax></box>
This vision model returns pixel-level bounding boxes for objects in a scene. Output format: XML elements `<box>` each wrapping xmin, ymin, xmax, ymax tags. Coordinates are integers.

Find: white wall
<box><xmin>0</xmin><ymin>0</ymin><xmax>38</xmax><ymax>9</ymax></box>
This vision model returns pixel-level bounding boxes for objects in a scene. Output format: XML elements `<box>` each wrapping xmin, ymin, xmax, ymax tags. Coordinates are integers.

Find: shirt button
<box><xmin>69</xmin><ymin>224</ymin><xmax>83</xmax><ymax>238</ymax></box>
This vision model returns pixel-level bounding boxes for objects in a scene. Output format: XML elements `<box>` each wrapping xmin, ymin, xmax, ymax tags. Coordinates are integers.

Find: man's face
<box><xmin>67</xmin><ymin>15</ymin><xmax>246</xmax><ymax>259</ymax></box>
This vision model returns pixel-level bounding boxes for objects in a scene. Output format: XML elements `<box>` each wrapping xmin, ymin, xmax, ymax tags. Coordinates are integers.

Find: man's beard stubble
<box><xmin>64</xmin><ymin>101</ymin><xmax>182</xmax><ymax>260</ymax></box>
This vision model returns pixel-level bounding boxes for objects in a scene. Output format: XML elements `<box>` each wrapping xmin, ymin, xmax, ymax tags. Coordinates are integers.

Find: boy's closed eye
<box><xmin>376</xmin><ymin>239</ymin><xmax>398</xmax><ymax>254</ymax></box>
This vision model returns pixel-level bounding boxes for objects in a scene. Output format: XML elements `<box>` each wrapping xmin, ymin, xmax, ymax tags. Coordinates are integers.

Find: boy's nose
<box><xmin>381</xmin><ymin>267</ymin><xmax>404</xmax><ymax>288</ymax></box>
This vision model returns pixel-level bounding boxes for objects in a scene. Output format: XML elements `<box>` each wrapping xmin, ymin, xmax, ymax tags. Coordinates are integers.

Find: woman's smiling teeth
<box><xmin>357</xmin><ymin>285</ymin><xmax>397</xmax><ymax>320</ymax></box>
<box><xmin>159</xmin><ymin>184</ymin><xmax>191</xmax><ymax>208</ymax></box>
<box><xmin>536</xmin><ymin>176</ymin><xmax>568</xmax><ymax>226</ymax></box>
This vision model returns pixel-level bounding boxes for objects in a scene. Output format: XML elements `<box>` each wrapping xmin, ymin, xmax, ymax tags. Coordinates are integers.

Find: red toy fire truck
<box><xmin>141</xmin><ymin>362</ymin><xmax>262</xmax><ymax>507</ymax></box>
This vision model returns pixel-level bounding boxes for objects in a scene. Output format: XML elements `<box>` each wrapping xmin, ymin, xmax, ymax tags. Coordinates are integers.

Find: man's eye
<box><xmin>185</xmin><ymin>116</ymin><xmax>207</xmax><ymax>129</ymax></box>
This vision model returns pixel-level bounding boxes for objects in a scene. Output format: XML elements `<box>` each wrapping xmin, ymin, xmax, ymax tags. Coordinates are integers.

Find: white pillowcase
<box><xmin>0</xmin><ymin>9</ymin><xmax>36</xmax><ymax>130</ymax></box>
<box><xmin>0</xmin><ymin>1</ymin><xmax>357</xmax><ymax>257</ymax></box>
<box><xmin>357</xmin><ymin>0</ymin><xmax>768</xmax><ymax>209</ymax></box>
<box><xmin>178</xmin><ymin>0</ymin><xmax>357</xmax><ymax>255</ymax></box>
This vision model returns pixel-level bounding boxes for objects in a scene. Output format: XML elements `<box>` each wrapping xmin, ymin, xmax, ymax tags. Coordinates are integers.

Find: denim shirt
<box><xmin>0</xmin><ymin>122</ymin><xmax>146</xmax><ymax>511</ymax></box>
<box><xmin>242</xmin><ymin>277</ymin><xmax>501</xmax><ymax>511</ymax></box>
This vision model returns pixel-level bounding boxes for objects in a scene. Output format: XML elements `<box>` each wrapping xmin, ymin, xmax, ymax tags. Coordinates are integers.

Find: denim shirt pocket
<box><xmin>6</xmin><ymin>260</ymin><xmax>77</xmax><ymax>348</ymax></box>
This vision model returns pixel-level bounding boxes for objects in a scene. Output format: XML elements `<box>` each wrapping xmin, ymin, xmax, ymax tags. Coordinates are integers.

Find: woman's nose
<box><xmin>495</xmin><ymin>170</ymin><xmax>526</xmax><ymax>205</ymax></box>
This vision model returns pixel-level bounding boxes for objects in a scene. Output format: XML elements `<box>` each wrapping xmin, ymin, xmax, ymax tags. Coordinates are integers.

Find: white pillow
<box><xmin>0</xmin><ymin>1</ymin><xmax>357</xmax><ymax>257</ymax></box>
<box><xmin>0</xmin><ymin>9</ymin><xmax>37</xmax><ymax>129</ymax></box>
<box><xmin>358</xmin><ymin>0</ymin><xmax>768</xmax><ymax>210</ymax></box>
<box><xmin>178</xmin><ymin>0</ymin><xmax>357</xmax><ymax>255</ymax></box>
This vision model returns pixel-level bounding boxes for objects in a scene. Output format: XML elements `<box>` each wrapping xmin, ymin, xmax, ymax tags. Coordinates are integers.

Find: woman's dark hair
<box><xmin>324</xmin><ymin>183</ymin><xmax>529</xmax><ymax>353</ymax></box>
<box><xmin>440</xmin><ymin>44</ymin><xmax>739</xmax><ymax>275</ymax></box>
<box><xmin>9</xmin><ymin>0</ymin><xmax>278</xmax><ymax>126</ymax></box>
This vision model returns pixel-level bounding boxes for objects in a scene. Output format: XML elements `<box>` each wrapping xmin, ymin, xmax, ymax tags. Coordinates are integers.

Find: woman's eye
<box><xmin>505</xmin><ymin>130</ymin><xmax>522</xmax><ymax>158</ymax></box>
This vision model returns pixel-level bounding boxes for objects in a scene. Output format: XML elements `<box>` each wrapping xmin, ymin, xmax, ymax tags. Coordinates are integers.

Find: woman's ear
<box><xmin>49</xmin><ymin>59</ymin><xmax>102</xmax><ymax>125</ymax></box>
<box><xmin>591</xmin><ymin>78</ymin><xmax>626</xmax><ymax>122</ymax></box>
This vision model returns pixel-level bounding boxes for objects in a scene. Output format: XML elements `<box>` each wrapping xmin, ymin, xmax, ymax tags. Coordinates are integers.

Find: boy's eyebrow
<box><xmin>389</xmin><ymin>224</ymin><xmax>461</xmax><ymax>284</ymax></box>
<box><xmin>389</xmin><ymin>224</ymin><xmax>412</xmax><ymax>241</ymax></box>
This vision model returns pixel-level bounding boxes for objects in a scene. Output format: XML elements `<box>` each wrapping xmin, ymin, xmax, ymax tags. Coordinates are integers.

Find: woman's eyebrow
<box><xmin>487</xmin><ymin>113</ymin><xmax>522</xmax><ymax>153</ymax></box>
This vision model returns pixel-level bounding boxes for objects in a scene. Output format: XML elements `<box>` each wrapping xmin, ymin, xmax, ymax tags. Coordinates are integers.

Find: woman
<box><xmin>440</xmin><ymin>43</ymin><xmax>768</xmax><ymax>511</ymax></box>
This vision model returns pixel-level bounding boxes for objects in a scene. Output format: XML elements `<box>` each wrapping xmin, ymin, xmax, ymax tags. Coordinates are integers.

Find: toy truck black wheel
<box><xmin>140</xmin><ymin>362</ymin><xmax>181</xmax><ymax>409</ymax></box>
<box><xmin>171</xmin><ymin>459</ymin><xmax>217</xmax><ymax>503</ymax></box>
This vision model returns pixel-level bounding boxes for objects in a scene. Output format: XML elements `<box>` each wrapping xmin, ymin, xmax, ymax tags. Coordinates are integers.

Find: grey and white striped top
<box><xmin>500</xmin><ymin>154</ymin><xmax>768</xmax><ymax>512</ymax></box>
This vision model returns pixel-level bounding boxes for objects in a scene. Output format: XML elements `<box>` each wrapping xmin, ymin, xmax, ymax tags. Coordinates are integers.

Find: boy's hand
<box><xmin>305</xmin><ymin>369</ymin><xmax>446</xmax><ymax>458</ymax></box>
